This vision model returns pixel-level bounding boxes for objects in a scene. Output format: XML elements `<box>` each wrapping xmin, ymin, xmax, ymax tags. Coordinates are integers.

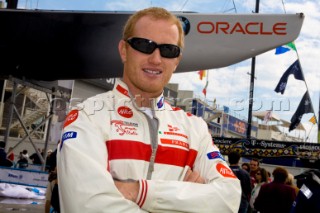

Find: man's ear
<box><xmin>118</xmin><ymin>40</ymin><xmax>127</xmax><ymax>63</ymax></box>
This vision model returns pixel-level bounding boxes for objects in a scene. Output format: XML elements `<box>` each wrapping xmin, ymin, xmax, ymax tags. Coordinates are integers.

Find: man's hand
<box><xmin>183</xmin><ymin>169</ymin><xmax>205</xmax><ymax>184</ymax></box>
<box><xmin>114</xmin><ymin>180</ymin><xmax>139</xmax><ymax>202</ymax></box>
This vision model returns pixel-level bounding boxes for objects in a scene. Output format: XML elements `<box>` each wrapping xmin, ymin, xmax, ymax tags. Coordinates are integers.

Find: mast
<box><xmin>246</xmin><ymin>0</ymin><xmax>260</xmax><ymax>139</ymax></box>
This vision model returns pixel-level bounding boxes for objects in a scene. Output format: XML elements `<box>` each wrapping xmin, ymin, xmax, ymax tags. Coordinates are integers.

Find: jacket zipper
<box><xmin>144</xmin><ymin>109</ymin><xmax>159</xmax><ymax>180</ymax></box>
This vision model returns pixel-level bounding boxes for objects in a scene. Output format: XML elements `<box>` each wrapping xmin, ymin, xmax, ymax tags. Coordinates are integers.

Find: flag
<box><xmin>275</xmin><ymin>42</ymin><xmax>297</xmax><ymax>55</ymax></box>
<box><xmin>202</xmin><ymin>80</ymin><xmax>208</xmax><ymax>97</ymax></box>
<box><xmin>223</xmin><ymin>106</ymin><xmax>229</xmax><ymax>113</ymax></box>
<box><xmin>289</xmin><ymin>92</ymin><xmax>314</xmax><ymax>131</ymax></box>
<box><xmin>263</xmin><ymin>111</ymin><xmax>272</xmax><ymax>124</ymax></box>
<box><xmin>309</xmin><ymin>115</ymin><xmax>317</xmax><ymax>125</ymax></box>
<box><xmin>198</xmin><ymin>70</ymin><xmax>206</xmax><ymax>80</ymax></box>
<box><xmin>274</xmin><ymin>60</ymin><xmax>304</xmax><ymax>94</ymax></box>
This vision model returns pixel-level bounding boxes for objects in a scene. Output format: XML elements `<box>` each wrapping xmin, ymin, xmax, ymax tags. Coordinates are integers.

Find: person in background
<box><xmin>267</xmin><ymin>170</ymin><xmax>272</xmax><ymax>182</ymax></box>
<box><xmin>290</xmin><ymin>161</ymin><xmax>320</xmax><ymax>213</ymax></box>
<box><xmin>17</xmin><ymin>149</ymin><xmax>29</xmax><ymax>169</ymax></box>
<box><xmin>254</xmin><ymin>167</ymin><xmax>296</xmax><ymax>213</ymax></box>
<box><xmin>247</xmin><ymin>158</ymin><xmax>260</xmax><ymax>213</ymax></box>
<box><xmin>29</xmin><ymin>148</ymin><xmax>42</xmax><ymax>165</ymax></box>
<box><xmin>241</xmin><ymin>162</ymin><xmax>250</xmax><ymax>173</ymax></box>
<box><xmin>45</xmin><ymin>166</ymin><xmax>58</xmax><ymax>213</ymax></box>
<box><xmin>286</xmin><ymin>173</ymin><xmax>299</xmax><ymax>195</ymax></box>
<box><xmin>249</xmin><ymin>158</ymin><xmax>260</xmax><ymax>186</ymax></box>
<box><xmin>0</xmin><ymin>141</ymin><xmax>7</xmax><ymax>165</ymax></box>
<box><xmin>57</xmin><ymin>7</ymin><xmax>241</xmax><ymax>213</ymax></box>
<box><xmin>250</xmin><ymin>167</ymin><xmax>268</xmax><ymax>213</ymax></box>
<box><xmin>0</xmin><ymin>141</ymin><xmax>13</xmax><ymax>167</ymax></box>
<box><xmin>228</xmin><ymin>151</ymin><xmax>252</xmax><ymax>213</ymax></box>
<box><xmin>7</xmin><ymin>147</ymin><xmax>15</xmax><ymax>162</ymax></box>
<box><xmin>45</xmin><ymin>149</ymin><xmax>53</xmax><ymax>171</ymax></box>
<box><xmin>45</xmin><ymin>140</ymin><xmax>60</xmax><ymax>213</ymax></box>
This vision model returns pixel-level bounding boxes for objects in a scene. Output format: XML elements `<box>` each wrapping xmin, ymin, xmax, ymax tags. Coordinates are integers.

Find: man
<box><xmin>228</xmin><ymin>151</ymin><xmax>252</xmax><ymax>213</ymax></box>
<box><xmin>0</xmin><ymin>141</ymin><xmax>7</xmax><ymax>165</ymax></box>
<box><xmin>0</xmin><ymin>141</ymin><xmax>12</xmax><ymax>167</ymax></box>
<box><xmin>29</xmin><ymin>148</ymin><xmax>42</xmax><ymax>165</ymax></box>
<box><xmin>58</xmin><ymin>7</ymin><xmax>241</xmax><ymax>213</ymax></box>
<box><xmin>249</xmin><ymin>158</ymin><xmax>260</xmax><ymax>186</ymax></box>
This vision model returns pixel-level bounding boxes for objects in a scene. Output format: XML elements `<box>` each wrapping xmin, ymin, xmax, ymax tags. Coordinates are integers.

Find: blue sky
<box><xmin>15</xmin><ymin>0</ymin><xmax>320</xmax><ymax>142</ymax></box>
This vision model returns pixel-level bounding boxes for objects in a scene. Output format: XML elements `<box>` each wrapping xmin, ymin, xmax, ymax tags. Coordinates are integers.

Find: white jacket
<box><xmin>57</xmin><ymin>79</ymin><xmax>241</xmax><ymax>213</ymax></box>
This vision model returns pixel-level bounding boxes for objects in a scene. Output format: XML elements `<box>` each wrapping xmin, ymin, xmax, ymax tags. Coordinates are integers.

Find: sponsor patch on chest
<box><xmin>117</xmin><ymin>106</ymin><xmax>133</xmax><ymax>118</ymax></box>
<box><xmin>111</xmin><ymin>120</ymin><xmax>138</xmax><ymax>136</ymax></box>
<box><xmin>160</xmin><ymin>138</ymin><xmax>189</xmax><ymax>149</ymax></box>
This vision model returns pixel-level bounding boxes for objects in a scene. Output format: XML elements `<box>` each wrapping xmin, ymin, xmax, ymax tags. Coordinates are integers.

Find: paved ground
<box><xmin>0</xmin><ymin>198</ymin><xmax>44</xmax><ymax>213</ymax></box>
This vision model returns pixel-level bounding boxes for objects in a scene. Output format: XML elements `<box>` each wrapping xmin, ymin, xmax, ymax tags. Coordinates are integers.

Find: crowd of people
<box><xmin>0</xmin><ymin>140</ymin><xmax>53</xmax><ymax>170</ymax></box>
<box><xmin>228</xmin><ymin>152</ymin><xmax>320</xmax><ymax>213</ymax></box>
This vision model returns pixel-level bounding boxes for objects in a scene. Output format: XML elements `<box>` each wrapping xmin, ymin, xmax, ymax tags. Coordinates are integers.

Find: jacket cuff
<box><xmin>136</xmin><ymin>179</ymin><xmax>148</xmax><ymax>208</ymax></box>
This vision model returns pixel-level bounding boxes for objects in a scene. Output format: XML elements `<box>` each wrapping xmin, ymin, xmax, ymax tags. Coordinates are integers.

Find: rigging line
<box><xmin>221</xmin><ymin>0</ymin><xmax>229</xmax><ymax>13</ymax></box>
<box><xmin>223</xmin><ymin>8</ymin><xmax>236</xmax><ymax>13</ymax></box>
<box><xmin>223</xmin><ymin>0</ymin><xmax>233</xmax><ymax>13</ymax></box>
<box><xmin>293</xmin><ymin>43</ymin><xmax>317</xmax><ymax>116</ymax></box>
<box><xmin>281</xmin><ymin>0</ymin><xmax>287</xmax><ymax>14</ymax></box>
<box><xmin>305</xmin><ymin>123</ymin><xmax>315</xmax><ymax>142</ymax></box>
<box><xmin>222</xmin><ymin>0</ymin><xmax>237</xmax><ymax>14</ymax></box>
<box><xmin>179</xmin><ymin>0</ymin><xmax>189</xmax><ymax>12</ymax></box>
<box><xmin>232</xmin><ymin>0</ymin><xmax>237</xmax><ymax>13</ymax></box>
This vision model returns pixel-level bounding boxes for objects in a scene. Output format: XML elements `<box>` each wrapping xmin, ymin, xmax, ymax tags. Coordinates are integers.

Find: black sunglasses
<box><xmin>126</xmin><ymin>37</ymin><xmax>181</xmax><ymax>59</ymax></box>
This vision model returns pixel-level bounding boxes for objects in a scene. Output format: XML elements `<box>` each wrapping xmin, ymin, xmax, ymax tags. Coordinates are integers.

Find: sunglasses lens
<box><xmin>127</xmin><ymin>37</ymin><xmax>180</xmax><ymax>58</ymax></box>
<box><xmin>128</xmin><ymin>38</ymin><xmax>156</xmax><ymax>54</ymax></box>
<box><xmin>159</xmin><ymin>44</ymin><xmax>180</xmax><ymax>58</ymax></box>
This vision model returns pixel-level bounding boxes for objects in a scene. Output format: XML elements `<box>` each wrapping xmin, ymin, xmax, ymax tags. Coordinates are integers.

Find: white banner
<box><xmin>0</xmin><ymin>167</ymin><xmax>48</xmax><ymax>188</ymax></box>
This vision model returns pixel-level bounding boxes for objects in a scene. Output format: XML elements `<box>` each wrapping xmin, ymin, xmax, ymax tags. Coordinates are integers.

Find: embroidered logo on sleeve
<box><xmin>63</xmin><ymin>110</ymin><xmax>79</xmax><ymax>128</ymax></box>
<box><xmin>216</xmin><ymin>163</ymin><xmax>237</xmax><ymax>178</ymax></box>
<box><xmin>60</xmin><ymin>131</ymin><xmax>77</xmax><ymax>151</ymax></box>
<box><xmin>207</xmin><ymin>151</ymin><xmax>225</xmax><ymax>161</ymax></box>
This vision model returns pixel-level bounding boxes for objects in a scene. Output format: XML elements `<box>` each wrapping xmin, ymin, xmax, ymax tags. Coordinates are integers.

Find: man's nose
<box><xmin>148</xmin><ymin>48</ymin><xmax>162</xmax><ymax>64</ymax></box>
